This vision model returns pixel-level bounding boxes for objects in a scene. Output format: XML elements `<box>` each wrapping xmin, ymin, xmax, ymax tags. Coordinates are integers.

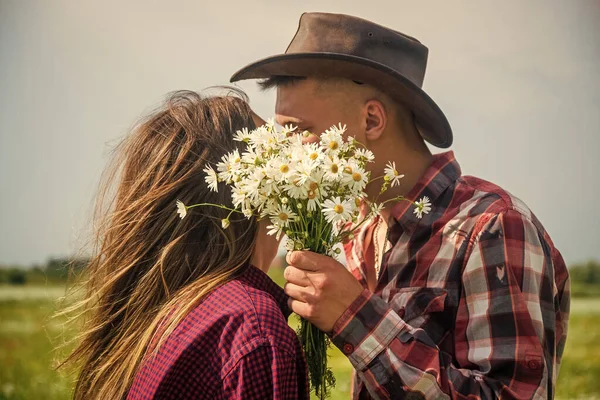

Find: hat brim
<box><xmin>231</xmin><ymin>52</ymin><xmax>452</xmax><ymax>148</ymax></box>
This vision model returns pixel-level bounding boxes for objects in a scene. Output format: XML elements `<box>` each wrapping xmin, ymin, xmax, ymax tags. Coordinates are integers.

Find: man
<box><xmin>231</xmin><ymin>12</ymin><xmax>570</xmax><ymax>399</ymax></box>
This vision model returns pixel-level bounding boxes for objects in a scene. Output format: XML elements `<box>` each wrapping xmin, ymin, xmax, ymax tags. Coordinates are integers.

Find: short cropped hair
<box><xmin>257</xmin><ymin>76</ymin><xmax>306</xmax><ymax>91</ymax></box>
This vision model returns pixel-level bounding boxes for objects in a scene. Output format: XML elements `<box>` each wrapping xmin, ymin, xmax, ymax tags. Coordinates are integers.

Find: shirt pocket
<box><xmin>388</xmin><ymin>287</ymin><xmax>448</xmax><ymax>330</ymax></box>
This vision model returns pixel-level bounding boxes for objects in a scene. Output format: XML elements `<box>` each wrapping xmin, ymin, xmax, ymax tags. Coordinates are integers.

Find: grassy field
<box><xmin>0</xmin><ymin>279</ymin><xmax>599</xmax><ymax>400</ymax></box>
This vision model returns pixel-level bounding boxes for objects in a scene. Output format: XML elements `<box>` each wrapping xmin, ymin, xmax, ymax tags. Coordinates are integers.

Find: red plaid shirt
<box><xmin>128</xmin><ymin>265</ymin><xmax>308</xmax><ymax>400</ymax></box>
<box><xmin>333</xmin><ymin>151</ymin><xmax>570</xmax><ymax>399</ymax></box>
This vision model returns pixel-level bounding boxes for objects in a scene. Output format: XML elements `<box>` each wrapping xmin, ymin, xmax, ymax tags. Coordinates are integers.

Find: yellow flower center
<box><xmin>328</xmin><ymin>141</ymin><xmax>339</xmax><ymax>150</ymax></box>
<box><xmin>309</xmin><ymin>152</ymin><xmax>319</xmax><ymax>160</ymax></box>
<box><xmin>330</xmin><ymin>164</ymin><xmax>338</xmax><ymax>173</ymax></box>
<box><xmin>293</xmin><ymin>178</ymin><xmax>302</xmax><ymax>187</ymax></box>
<box><xmin>280</xmin><ymin>164</ymin><xmax>289</xmax><ymax>173</ymax></box>
<box><xmin>333</xmin><ymin>205</ymin><xmax>344</xmax><ymax>214</ymax></box>
<box><xmin>308</xmin><ymin>190</ymin><xmax>317</xmax><ymax>200</ymax></box>
<box><xmin>278</xmin><ymin>212</ymin><xmax>289</xmax><ymax>221</ymax></box>
<box><xmin>309</xmin><ymin>182</ymin><xmax>318</xmax><ymax>191</ymax></box>
<box><xmin>355</xmin><ymin>198</ymin><xmax>361</xmax><ymax>207</ymax></box>
<box><xmin>352</xmin><ymin>172</ymin><xmax>362</xmax><ymax>182</ymax></box>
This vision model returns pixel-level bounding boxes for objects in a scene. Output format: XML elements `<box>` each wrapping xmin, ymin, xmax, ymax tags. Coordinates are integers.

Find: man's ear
<box><xmin>364</xmin><ymin>99</ymin><xmax>387</xmax><ymax>141</ymax></box>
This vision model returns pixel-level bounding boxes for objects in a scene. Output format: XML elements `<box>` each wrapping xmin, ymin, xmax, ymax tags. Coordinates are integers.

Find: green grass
<box><xmin>555</xmin><ymin>298</ymin><xmax>600</xmax><ymax>398</ymax></box>
<box><xmin>0</xmin><ymin>280</ymin><xmax>598</xmax><ymax>400</ymax></box>
<box><xmin>0</xmin><ymin>286</ymin><xmax>75</xmax><ymax>400</ymax></box>
<box><xmin>570</xmin><ymin>282</ymin><xmax>600</xmax><ymax>298</ymax></box>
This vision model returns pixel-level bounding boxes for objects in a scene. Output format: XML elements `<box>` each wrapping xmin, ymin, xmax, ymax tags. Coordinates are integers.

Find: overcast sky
<box><xmin>1</xmin><ymin>0</ymin><xmax>599</xmax><ymax>266</ymax></box>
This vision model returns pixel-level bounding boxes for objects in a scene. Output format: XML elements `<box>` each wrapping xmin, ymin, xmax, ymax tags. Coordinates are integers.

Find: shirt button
<box><xmin>398</xmin><ymin>308</ymin><xmax>406</xmax><ymax>318</ymax></box>
<box><xmin>528</xmin><ymin>360</ymin><xmax>541</xmax><ymax>370</ymax></box>
<box><xmin>343</xmin><ymin>343</ymin><xmax>354</xmax><ymax>355</ymax></box>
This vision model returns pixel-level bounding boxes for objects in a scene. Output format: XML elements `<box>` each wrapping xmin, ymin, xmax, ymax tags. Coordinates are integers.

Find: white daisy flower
<box><xmin>343</xmin><ymin>165</ymin><xmax>369</xmax><ymax>193</ymax></box>
<box><xmin>329</xmin><ymin>123</ymin><xmax>347</xmax><ymax>135</ymax></box>
<box><xmin>203</xmin><ymin>165</ymin><xmax>219</xmax><ymax>192</ymax></box>
<box><xmin>302</xmin><ymin>143</ymin><xmax>325</xmax><ymax>163</ymax></box>
<box><xmin>384</xmin><ymin>161</ymin><xmax>405</xmax><ymax>187</ymax></box>
<box><xmin>307</xmin><ymin>170</ymin><xmax>329</xmax><ymax>198</ymax></box>
<box><xmin>255</xmin><ymin>167</ymin><xmax>279</xmax><ymax>197</ymax></box>
<box><xmin>294</xmin><ymin>159</ymin><xmax>318</xmax><ymax>186</ymax></box>
<box><xmin>323</xmin><ymin>156</ymin><xmax>344</xmax><ymax>182</ymax></box>
<box><xmin>239</xmin><ymin>173</ymin><xmax>262</xmax><ymax>204</ymax></box>
<box><xmin>414</xmin><ymin>196</ymin><xmax>432</xmax><ymax>219</ymax></box>
<box><xmin>270</xmin><ymin>204</ymin><xmax>297</xmax><ymax>227</ymax></box>
<box><xmin>322</xmin><ymin>197</ymin><xmax>354</xmax><ymax>224</ymax></box>
<box><xmin>248</xmin><ymin>126</ymin><xmax>272</xmax><ymax>150</ymax></box>
<box><xmin>265</xmin><ymin>118</ymin><xmax>276</xmax><ymax>130</ymax></box>
<box><xmin>280</xmin><ymin>124</ymin><xmax>298</xmax><ymax>137</ymax></box>
<box><xmin>216</xmin><ymin>150</ymin><xmax>241</xmax><ymax>183</ymax></box>
<box><xmin>286</xmin><ymin>137</ymin><xmax>306</xmax><ymax>162</ymax></box>
<box><xmin>175</xmin><ymin>200</ymin><xmax>187</xmax><ymax>219</ymax></box>
<box><xmin>233</xmin><ymin>127</ymin><xmax>252</xmax><ymax>142</ymax></box>
<box><xmin>371</xmin><ymin>202</ymin><xmax>384</xmax><ymax>215</ymax></box>
<box><xmin>287</xmin><ymin>132</ymin><xmax>304</xmax><ymax>146</ymax></box>
<box><xmin>231</xmin><ymin>186</ymin><xmax>247</xmax><ymax>208</ymax></box>
<box><xmin>306</xmin><ymin>190</ymin><xmax>320</xmax><ymax>211</ymax></box>
<box><xmin>320</xmin><ymin>128</ymin><xmax>343</xmax><ymax>153</ymax></box>
<box><xmin>342</xmin><ymin>160</ymin><xmax>356</xmax><ymax>175</ymax></box>
<box><xmin>326</xmin><ymin>245</ymin><xmax>342</xmax><ymax>260</ymax></box>
<box><xmin>269</xmin><ymin>158</ymin><xmax>295</xmax><ymax>182</ymax></box>
<box><xmin>285</xmin><ymin>238</ymin><xmax>295</xmax><ymax>251</ymax></box>
<box><xmin>283</xmin><ymin>176</ymin><xmax>309</xmax><ymax>199</ymax></box>
<box><xmin>258</xmin><ymin>198</ymin><xmax>278</xmax><ymax>218</ymax></box>
<box><xmin>253</xmin><ymin>121</ymin><xmax>287</xmax><ymax>150</ymax></box>
<box><xmin>354</xmin><ymin>148</ymin><xmax>375</xmax><ymax>163</ymax></box>
<box><xmin>241</xmin><ymin>146</ymin><xmax>263</xmax><ymax>166</ymax></box>
<box><xmin>267</xmin><ymin>223</ymin><xmax>285</xmax><ymax>240</ymax></box>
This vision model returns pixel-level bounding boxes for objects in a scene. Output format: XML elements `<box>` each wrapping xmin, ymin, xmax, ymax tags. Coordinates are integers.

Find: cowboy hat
<box><xmin>230</xmin><ymin>12</ymin><xmax>452</xmax><ymax>148</ymax></box>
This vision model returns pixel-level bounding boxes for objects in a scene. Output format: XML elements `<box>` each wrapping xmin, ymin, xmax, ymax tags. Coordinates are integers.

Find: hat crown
<box><xmin>229</xmin><ymin>12</ymin><xmax>453</xmax><ymax>148</ymax></box>
<box><xmin>286</xmin><ymin>12</ymin><xmax>429</xmax><ymax>87</ymax></box>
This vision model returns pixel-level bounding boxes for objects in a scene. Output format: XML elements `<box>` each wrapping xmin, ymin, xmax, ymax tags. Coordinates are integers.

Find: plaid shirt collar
<box><xmin>390</xmin><ymin>151</ymin><xmax>461</xmax><ymax>235</ymax></box>
<box><xmin>240</xmin><ymin>264</ymin><xmax>291</xmax><ymax>319</ymax></box>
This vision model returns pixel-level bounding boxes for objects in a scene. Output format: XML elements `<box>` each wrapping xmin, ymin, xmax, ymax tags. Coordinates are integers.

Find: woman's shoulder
<box><xmin>211</xmin><ymin>267</ymin><xmax>297</xmax><ymax>346</ymax></box>
<box><xmin>178</xmin><ymin>266</ymin><xmax>297</xmax><ymax>353</ymax></box>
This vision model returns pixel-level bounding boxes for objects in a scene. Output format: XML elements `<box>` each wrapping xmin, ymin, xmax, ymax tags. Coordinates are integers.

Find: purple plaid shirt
<box><xmin>128</xmin><ymin>265</ymin><xmax>308</xmax><ymax>400</ymax></box>
<box><xmin>333</xmin><ymin>151</ymin><xmax>570</xmax><ymax>399</ymax></box>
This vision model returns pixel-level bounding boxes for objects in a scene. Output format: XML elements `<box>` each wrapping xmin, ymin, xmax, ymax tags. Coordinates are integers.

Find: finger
<box><xmin>301</xmin><ymin>133</ymin><xmax>320</xmax><ymax>145</ymax></box>
<box><xmin>287</xmin><ymin>250</ymin><xmax>334</xmax><ymax>272</ymax></box>
<box><xmin>284</xmin><ymin>282</ymin><xmax>311</xmax><ymax>302</ymax></box>
<box><xmin>283</xmin><ymin>266</ymin><xmax>311</xmax><ymax>287</ymax></box>
<box><xmin>288</xmin><ymin>297</ymin><xmax>311</xmax><ymax>318</ymax></box>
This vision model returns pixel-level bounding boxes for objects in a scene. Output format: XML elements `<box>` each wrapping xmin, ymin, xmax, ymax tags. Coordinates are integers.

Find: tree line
<box><xmin>0</xmin><ymin>257</ymin><xmax>89</xmax><ymax>285</ymax></box>
<box><xmin>1</xmin><ymin>257</ymin><xmax>599</xmax><ymax>296</ymax></box>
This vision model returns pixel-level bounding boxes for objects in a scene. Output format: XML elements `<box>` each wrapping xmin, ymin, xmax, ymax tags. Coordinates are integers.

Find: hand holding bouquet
<box><xmin>177</xmin><ymin>120</ymin><xmax>430</xmax><ymax>398</ymax></box>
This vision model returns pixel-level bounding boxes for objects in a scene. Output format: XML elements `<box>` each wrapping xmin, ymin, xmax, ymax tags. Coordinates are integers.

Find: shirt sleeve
<box><xmin>331</xmin><ymin>209</ymin><xmax>554</xmax><ymax>399</ymax></box>
<box><xmin>222</xmin><ymin>341</ymin><xmax>308</xmax><ymax>400</ymax></box>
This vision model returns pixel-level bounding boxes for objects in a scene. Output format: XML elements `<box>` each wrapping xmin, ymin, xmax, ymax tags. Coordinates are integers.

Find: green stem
<box><xmin>185</xmin><ymin>203</ymin><xmax>243</xmax><ymax>214</ymax></box>
<box><xmin>367</xmin><ymin>174</ymin><xmax>386</xmax><ymax>184</ymax></box>
<box><xmin>290</xmin><ymin>213</ymin><xmax>335</xmax><ymax>399</ymax></box>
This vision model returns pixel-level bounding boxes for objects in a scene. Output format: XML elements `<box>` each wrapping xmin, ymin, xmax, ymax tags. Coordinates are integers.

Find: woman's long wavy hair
<box><xmin>60</xmin><ymin>89</ymin><xmax>258</xmax><ymax>400</ymax></box>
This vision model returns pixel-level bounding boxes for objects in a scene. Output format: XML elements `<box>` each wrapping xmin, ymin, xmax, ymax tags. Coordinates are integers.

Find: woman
<box><xmin>62</xmin><ymin>90</ymin><xmax>308</xmax><ymax>399</ymax></box>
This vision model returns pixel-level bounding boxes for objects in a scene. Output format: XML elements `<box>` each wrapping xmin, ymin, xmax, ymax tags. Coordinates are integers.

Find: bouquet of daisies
<box><xmin>177</xmin><ymin>120</ymin><xmax>430</xmax><ymax>398</ymax></box>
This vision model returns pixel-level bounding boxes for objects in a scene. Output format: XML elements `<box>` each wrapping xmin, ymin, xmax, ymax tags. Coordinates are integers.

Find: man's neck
<box><xmin>368</xmin><ymin>144</ymin><xmax>433</xmax><ymax>222</ymax></box>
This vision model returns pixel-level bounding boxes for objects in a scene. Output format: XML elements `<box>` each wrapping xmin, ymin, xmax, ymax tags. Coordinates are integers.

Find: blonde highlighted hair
<box><xmin>60</xmin><ymin>89</ymin><xmax>258</xmax><ymax>399</ymax></box>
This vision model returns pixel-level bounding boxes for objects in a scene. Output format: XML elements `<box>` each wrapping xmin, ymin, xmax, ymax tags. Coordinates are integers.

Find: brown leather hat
<box><xmin>231</xmin><ymin>12</ymin><xmax>452</xmax><ymax>148</ymax></box>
